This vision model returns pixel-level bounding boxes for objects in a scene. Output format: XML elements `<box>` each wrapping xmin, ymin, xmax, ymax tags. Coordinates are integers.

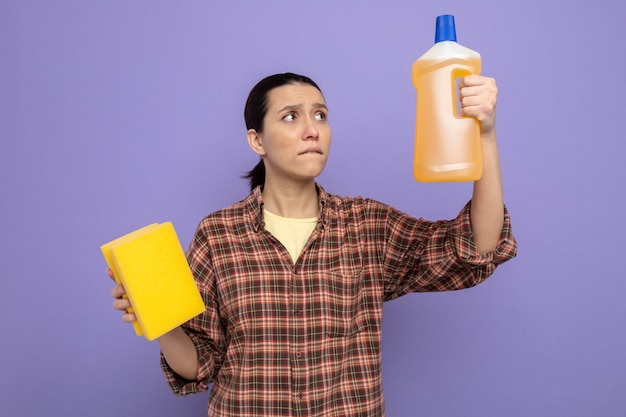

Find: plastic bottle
<box><xmin>412</xmin><ymin>15</ymin><xmax>482</xmax><ymax>182</ymax></box>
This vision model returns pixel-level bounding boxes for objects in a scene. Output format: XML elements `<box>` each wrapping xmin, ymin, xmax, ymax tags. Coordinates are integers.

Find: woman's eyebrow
<box><xmin>277</xmin><ymin>103</ymin><xmax>328</xmax><ymax>114</ymax></box>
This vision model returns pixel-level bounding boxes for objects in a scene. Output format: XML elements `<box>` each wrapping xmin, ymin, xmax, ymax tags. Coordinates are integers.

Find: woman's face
<box><xmin>248</xmin><ymin>83</ymin><xmax>331</xmax><ymax>184</ymax></box>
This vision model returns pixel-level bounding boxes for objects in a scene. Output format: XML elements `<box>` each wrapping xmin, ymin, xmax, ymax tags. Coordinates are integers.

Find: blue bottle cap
<box><xmin>435</xmin><ymin>14</ymin><xmax>457</xmax><ymax>43</ymax></box>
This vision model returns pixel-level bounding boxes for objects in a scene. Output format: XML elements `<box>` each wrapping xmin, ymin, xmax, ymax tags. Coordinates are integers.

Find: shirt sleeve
<box><xmin>160</xmin><ymin>225</ymin><xmax>227</xmax><ymax>396</ymax></box>
<box><xmin>382</xmin><ymin>201</ymin><xmax>517</xmax><ymax>300</ymax></box>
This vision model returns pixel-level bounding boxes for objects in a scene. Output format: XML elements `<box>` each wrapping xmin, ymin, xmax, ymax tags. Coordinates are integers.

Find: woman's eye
<box><xmin>283</xmin><ymin>113</ymin><xmax>295</xmax><ymax>122</ymax></box>
<box><xmin>314</xmin><ymin>112</ymin><xmax>327</xmax><ymax>121</ymax></box>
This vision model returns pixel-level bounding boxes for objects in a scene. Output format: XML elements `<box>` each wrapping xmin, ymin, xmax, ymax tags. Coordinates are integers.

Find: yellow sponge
<box><xmin>100</xmin><ymin>222</ymin><xmax>205</xmax><ymax>341</ymax></box>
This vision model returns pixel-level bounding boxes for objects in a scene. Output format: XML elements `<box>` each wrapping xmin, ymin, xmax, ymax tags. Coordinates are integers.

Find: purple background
<box><xmin>2</xmin><ymin>1</ymin><xmax>625</xmax><ymax>416</ymax></box>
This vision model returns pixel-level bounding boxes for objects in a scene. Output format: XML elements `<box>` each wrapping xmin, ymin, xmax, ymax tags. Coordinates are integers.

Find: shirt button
<box><xmin>295</xmin><ymin>310</ymin><xmax>302</xmax><ymax>316</ymax></box>
<box><xmin>296</xmin><ymin>351</ymin><xmax>302</xmax><ymax>358</ymax></box>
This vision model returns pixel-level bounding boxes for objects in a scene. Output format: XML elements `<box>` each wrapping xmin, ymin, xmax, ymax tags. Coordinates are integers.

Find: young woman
<box><xmin>109</xmin><ymin>72</ymin><xmax>517</xmax><ymax>417</ymax></box>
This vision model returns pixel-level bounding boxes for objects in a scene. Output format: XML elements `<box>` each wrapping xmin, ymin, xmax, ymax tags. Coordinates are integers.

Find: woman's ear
<box><xmin>247</xmin><ymin>129</ymin><xmax>266</xmax><ymax>156</ymax></box>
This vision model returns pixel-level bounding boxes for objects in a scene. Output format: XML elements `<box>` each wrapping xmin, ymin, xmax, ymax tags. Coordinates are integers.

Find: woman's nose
<box><xmin>303</xmin><ymin>117</ymin><xmax>320</xmax><ymax>140</ymax></box>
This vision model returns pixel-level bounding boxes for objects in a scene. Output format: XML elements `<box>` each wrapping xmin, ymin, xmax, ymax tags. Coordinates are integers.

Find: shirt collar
<box><xmin>248</xmin><ymin>183</ymin><xmax>329</xmax><ymax>233</ymax></box>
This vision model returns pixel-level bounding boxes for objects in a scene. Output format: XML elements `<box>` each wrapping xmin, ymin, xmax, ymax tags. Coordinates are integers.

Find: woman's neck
<box><xmin>261</xmin><ymin>179</ymin><xmax>319</xmax><ymax>219</ymax></box>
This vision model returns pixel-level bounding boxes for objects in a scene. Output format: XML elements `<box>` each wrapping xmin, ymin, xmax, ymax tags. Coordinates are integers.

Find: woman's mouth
<box><xmin>299</xmin><ymin>147</ymin><xmax>322</xmax><ymax>155</ymax></box>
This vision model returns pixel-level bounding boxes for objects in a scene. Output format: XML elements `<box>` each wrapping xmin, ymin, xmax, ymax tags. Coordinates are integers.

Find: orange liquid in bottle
<box><xmin>412</xmin><ymin>16</ymin><xmax>483</xmax><ymax>182</ymax></box>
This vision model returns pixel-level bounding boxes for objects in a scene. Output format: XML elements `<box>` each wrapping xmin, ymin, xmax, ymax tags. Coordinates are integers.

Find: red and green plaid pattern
<box><xmin>161</xmin><ymin>184</ymin><xmax>517</xmax><ymax>416</ymax></box>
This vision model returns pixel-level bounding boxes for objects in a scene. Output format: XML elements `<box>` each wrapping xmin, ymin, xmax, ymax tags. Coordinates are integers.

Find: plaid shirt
<box><xmin>161</xmin><ymin>184</ymin><xmax>517</xmax><ymax>416</ymax></box>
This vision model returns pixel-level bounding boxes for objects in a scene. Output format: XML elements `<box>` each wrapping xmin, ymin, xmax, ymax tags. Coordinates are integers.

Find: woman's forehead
<box><xmin>267</xmin><ymin>83</ymin><xmax>326</xmax><ymax>110</ymax></box>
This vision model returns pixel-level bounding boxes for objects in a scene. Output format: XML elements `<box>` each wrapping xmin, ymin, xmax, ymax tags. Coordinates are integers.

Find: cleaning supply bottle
<box><xmin>412</xmin><ymin>14</ymin><xmax>482</xmax><ymax>182</ymax></box>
